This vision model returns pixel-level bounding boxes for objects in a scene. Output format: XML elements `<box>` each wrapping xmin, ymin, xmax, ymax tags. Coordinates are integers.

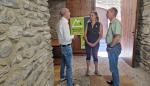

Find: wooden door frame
<box><xmin>132</xmin><ymin>0</ymin><xmax>140</xmax><ymax>67</ymax></box>
<box><xmin>92</xmin><ymin>0</ymin><xmax>96</xmax><ymax>11</ymax></box>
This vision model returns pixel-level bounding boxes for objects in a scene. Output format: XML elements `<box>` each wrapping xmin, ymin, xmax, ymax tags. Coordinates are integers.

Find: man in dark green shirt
<box><xmin>106</xmin><ymin>7</ymin><xmax>122</xmax><ymax>86</ymax></box>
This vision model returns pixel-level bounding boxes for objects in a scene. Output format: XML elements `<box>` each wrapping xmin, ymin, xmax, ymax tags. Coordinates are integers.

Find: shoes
<box><xmin>73</xmin><ymin>83</ymin><xmax>75</xmax><ymax>86</ymax></box>
<box><xmin>106</xmin><ymin>80</ymin><xmax>113</xmax><ymax>85</ymax></box>
<box><xmin>94</xmin><ymin>71</ymin><xmax>102</xmax><ymax>76</ymax></box>
<box><xmin>94</xmin><ymin>70</ymin><xmax>98</xmax><ymax>75</ymax></box>
<box><xmin>73</xmin><ymin>83</ymin><xmax>79</xmax><ymax>86</ymax></box>
<box><xmin>86</xmin><ymin>70</ymin><xmax>90</xmax><ymax>76</ymax></box>
<box><xmin>60</xmin><ymin>78</ymin><xmax>66</xmax><ymax>82</ymax></box>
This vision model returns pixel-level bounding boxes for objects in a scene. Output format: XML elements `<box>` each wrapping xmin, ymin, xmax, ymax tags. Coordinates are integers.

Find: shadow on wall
<box><xmin>48</xmin><ymin>0</ymin><xmax>66</xmax><ymax>39</ymax></box>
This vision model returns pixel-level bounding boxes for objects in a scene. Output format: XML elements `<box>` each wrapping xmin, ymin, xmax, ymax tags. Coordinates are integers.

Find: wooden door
<box><xmin>66</xmin><ymin>0</ymin><xmax>95</xmax><ymax>54</ymax></box>
<box><xmin>121</xmin><ymin>0</ymin><xmax>138</xmax><ymax>66</ymax></box>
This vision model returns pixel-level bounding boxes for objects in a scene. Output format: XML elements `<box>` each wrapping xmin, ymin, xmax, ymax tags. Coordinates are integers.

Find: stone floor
<box><xmin>54</xmin><ymin>56</ymin><xmax>150</xmax><ymax>86</ymax></box>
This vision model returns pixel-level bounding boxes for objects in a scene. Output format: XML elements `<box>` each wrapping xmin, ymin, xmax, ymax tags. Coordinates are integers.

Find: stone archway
<box><xmin>0</xmin><ymin>0</ymin><xmax>54</xmax><ymax>85</ymax></box>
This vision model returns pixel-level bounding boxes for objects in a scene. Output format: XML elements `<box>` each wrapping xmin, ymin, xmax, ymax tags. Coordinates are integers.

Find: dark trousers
<box><xmin>85</xmin><ymin>43</ymin><xmax>99</xmax><ymax>63</ymax></box>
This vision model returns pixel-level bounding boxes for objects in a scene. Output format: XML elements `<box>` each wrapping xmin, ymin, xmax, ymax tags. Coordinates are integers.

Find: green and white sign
<box><xmin>80</xmin><ymin>35</ymin><xmax>85</xmax><ymax>49</ymax></box>
<box><xmin>70</xmin><ymin>16</ymin><xmax>90</xmax><ymax>49</ymax></box>
<box><xmin>70</xmin><ymin>17</ymin><xmax>84</xmax><ymax>35</ymax></box>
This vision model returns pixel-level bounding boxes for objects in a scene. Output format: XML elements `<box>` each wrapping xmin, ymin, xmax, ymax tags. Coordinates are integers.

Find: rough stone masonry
<box><xmin>0</xmin><ymin>0</ymin><xmax>54</xmax><ymax>86</ymax></box>
<box><xmin>136</xmin><ymin>0</ymin><xmax>150</xmax><ymax>73</ymax></box>
<box><xmin>48</xmin><ymin>0</ymin><xmax>65</xmax><ymax>39</ymax></box>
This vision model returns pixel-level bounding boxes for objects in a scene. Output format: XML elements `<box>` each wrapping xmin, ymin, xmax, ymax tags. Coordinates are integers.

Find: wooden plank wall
<box><xmin>66</xmin><ymin>0</ymin><xmax>95</xmax><ymax>54</ymax></box>
<box><xmin>66</xmin><ymin>0</ymin><xmax>95</xmax><ymax>17</ymax></box>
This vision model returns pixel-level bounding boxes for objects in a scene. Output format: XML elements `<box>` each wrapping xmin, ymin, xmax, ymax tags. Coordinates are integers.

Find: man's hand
<box><xmin>111</xmin><ymin>34</ymin><xmax>121</xmax><ymax>47</ymax></box>
<box><xmin>73</xmin><ymin>35</ymin><xmax>78</xmax><ymax>40</ymax></box>
<box><xmin>107</xmin><ymin>44</ymin><xmax>113</xmax><ymax>48</ymax></box>
<box><xmin>107</xmin><ymin>47</ymin><xmax>112</xmax><ymax>52</ymax></box>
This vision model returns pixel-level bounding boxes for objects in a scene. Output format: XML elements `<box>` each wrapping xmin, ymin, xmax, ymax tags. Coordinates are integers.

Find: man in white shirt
<box><xmin>57</xmin><ymin>8</ymin><xmax>74</xmax><ymax>86</ymax></box>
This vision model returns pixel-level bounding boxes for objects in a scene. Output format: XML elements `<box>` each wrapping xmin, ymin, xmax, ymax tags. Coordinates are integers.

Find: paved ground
<box><xmin>55</xmin><ymin>56</ymin><xmax>150</xmax><ymax>86</ymax></box>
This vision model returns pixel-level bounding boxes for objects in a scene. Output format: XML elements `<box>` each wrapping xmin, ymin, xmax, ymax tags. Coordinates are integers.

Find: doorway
<box><xmin>96</xmin><ymin>0</ymin><xmax>138</xmax><ymax>66</ymax></box>
<box><xmin>96</xmin><ymin>0</ymin><xmax>121</xmax><ymax>58</ymax></box>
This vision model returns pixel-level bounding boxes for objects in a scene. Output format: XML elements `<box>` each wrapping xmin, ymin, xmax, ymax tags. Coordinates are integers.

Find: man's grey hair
<box><xmin>60</xmin><ymin>8</ymin><xmax>68</xmax><ymax>17</ymax></box>
<box><xmin>110</xmin><ymin>7</ymin><xmax>118</xmax><ymax>17</ymax></box>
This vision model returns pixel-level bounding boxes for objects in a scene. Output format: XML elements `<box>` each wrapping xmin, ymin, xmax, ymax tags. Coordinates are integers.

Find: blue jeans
<box><xmin>107</xmin><ymin>43</ymin><xmax>121</xmax><ymax>86</ymax></box>
<box><xmin>60</xmin><ymin>45</ymin><xmax>73</xmax><ymax>86</ymax></box>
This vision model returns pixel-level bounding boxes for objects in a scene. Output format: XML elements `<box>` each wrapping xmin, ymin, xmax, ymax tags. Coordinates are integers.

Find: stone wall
<box><xmin>48</xmin><ymin>0</ymin><xmax>66</xmax><ymax>39</ymax></box>
<box><xmin>137</xmin><ymin>0</ymin><xmax>150</xmax><ymax>73</ymax></box>
<box><xmin>0</xmin><ymin>0</ymin><xmax>54</xmax><ymax>86</ymax></box>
